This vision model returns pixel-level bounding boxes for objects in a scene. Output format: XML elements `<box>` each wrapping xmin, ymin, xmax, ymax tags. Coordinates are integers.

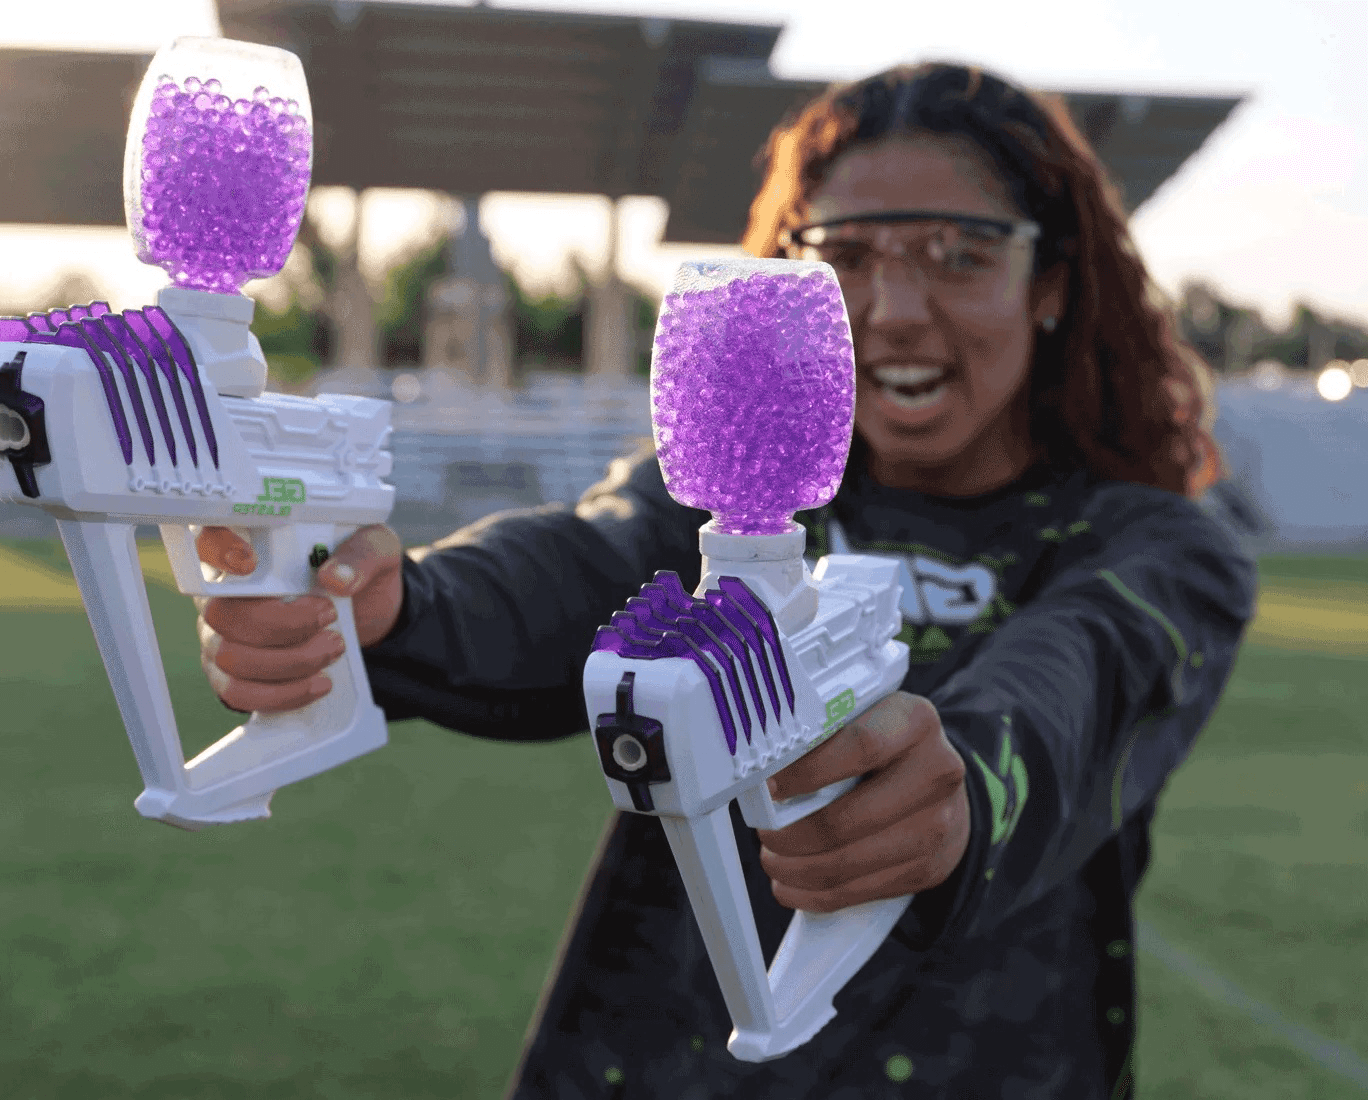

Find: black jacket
<box><xmin>362</xmin><ymin>434</ymin><xmax>1257</xmax><ymax>1099</ymax></box>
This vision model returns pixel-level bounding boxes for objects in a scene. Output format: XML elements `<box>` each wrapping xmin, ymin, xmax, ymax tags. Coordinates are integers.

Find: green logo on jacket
<box><xmin>969</xmin><ymin>718</ymin><xmax>1029</xmax><ymax>846</ymax></box>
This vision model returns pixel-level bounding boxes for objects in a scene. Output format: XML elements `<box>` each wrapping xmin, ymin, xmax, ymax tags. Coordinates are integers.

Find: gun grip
<box><xmin>730</xmin><ymin>751</ymin><xmax>916</xmax><ymax>1061</ymax></box>
<box><xmin>161</xmin><ymin>589</ymin><xmax>387</xmax><ymax>827</ymax></box>
<box><xmin>55</xmin><ymin>518</ymin><xmax>386</xmax><ymax>829</ymax></box>
<box><xmin>664</xmin><ymin>782</ymin><xmax>916</xmax><ymax>1065</ymax></box>
<box><xmin>729</xmin><ymin>892</ymin><xmax>915</xmax><ymax>1062</ymax></box>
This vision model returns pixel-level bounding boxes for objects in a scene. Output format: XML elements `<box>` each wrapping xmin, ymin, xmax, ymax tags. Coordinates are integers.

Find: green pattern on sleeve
<box><xmin>1096</xmin><ymin>568</ymin><xmax>1191</xmax><ymax>701</ymax></box>
<box><xmin>1095</xmin><ymin>569</ymin><xmax>1188</xmax><ymax>664</ymax></box>
<box><xmin>968</xmin><ymin>721</ymin><xmax>1029</xmax><ymax>847</ymax></box>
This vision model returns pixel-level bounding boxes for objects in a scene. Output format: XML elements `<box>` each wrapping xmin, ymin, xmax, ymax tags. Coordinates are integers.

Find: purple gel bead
<box><xmin>650</xmin><ymin>266</ymin><xmax>854</xmax><ymax>535</ymax></box>
<box><xmin>132</xmin><ymin>75</ymin><xmax>311</xmax><ymax>294</ymax></box>
<box><xmin>0</xmin><ymin>318</ymin><xmax>29</xmax><ymax>341</ymax></box>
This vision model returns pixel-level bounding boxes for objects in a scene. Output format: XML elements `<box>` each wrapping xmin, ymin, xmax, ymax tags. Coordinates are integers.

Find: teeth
<box><xmin>880</xmin><ymin>383</ymin><xmax>948</xmax><ymax>411</ymax></box>
<box><xmin>872</xmin><ymin>364</ymin><xmax>947</xmax><ymax>386</ymax></box>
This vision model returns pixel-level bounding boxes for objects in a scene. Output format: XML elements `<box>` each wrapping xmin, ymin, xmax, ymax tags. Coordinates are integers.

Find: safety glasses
<box><xmin>780</xmin><ymin>210</ymin><xmax>1041</xmax><ymax>302</ymax></box>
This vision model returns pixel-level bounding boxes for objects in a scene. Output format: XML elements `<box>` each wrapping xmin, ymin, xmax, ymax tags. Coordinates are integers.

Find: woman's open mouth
<box><xmin>872</xmin><ymin>364</ymin><xmax>950</xmax><ymax>412</ymax></box>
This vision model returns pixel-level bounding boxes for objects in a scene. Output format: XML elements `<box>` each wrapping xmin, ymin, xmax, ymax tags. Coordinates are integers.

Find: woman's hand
<box><xmin>193</xmin><ymin>524</ymin><xmax>405</xmax><ymax>715</ymax></box>
<box><xmin>756</xmin><ymin>692</ymin><xmax>971</xmax><ymax>914</ymax></box>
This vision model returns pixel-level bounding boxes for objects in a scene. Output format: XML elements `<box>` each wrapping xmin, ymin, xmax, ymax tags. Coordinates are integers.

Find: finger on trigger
<box><xmin>194</xmin><ymin>526</ymin><xmax>231</xmax><ymax>571</ymax></box>
<box><xmin>224</xmin><ymin>526</ymin><xmax>257</xmax><ymax>573</ymax></box>
<box><xmin>195</xmin><ymin>526</ymin><xmax>255</xmax><ymax>573</ymax></box>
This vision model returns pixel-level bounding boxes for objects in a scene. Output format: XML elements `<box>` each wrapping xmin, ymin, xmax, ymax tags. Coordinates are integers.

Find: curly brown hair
<box><xmin>742</xmin><ymin>62</ymin><xmax>1221</xmax><ymax>497</ymax></box>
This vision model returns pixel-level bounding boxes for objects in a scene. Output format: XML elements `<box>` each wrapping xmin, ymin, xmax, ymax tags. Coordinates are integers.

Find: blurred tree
<box><xmin>514</xmin><ymin>253</ymin><xmax>593</xmax><ymax>369</ymax></box>
<box><xmin>1176</xmin><ymin>280</ymin><xmax>1233</xmax><ymax>371</ymax></box>
<box><xmin>514</xmin><ymin>278</ymin><xmax>584</xmax><ymax>368</ymax></box>
<box><xmin>253</xmin><ymin>294</ymin><xmax>328</xmax><ymax>390</ymax></box>
<box><xmin>1176</xmin><ymin>281</ymin><xmax>1368</xmax><ymax>374</ymax></box>
<box><xmin>373</xmin><ymin>239</ymin><xmax>658</xmax><ymax>374</ymax></box>
<box><xmin>252</xmin><ymin>210</ymin><xmax>334</xmax><ymax>390</ymax></box>
<box><xmin>1247</xmin><ymin>303</ymin><xmax>1368</xmax><ymax>371</ymax></box>
<box><xmin>243</xmin><ymin>212</ymin><xmax>663</xmax><ymax>386</ymax></box>
<box><xmin>376</xmin><ymin>235</ymin><xmax>448</xmax><ymax>367</ymax></box>
<box><xmin>632</xmin><ymin>289</ymin><xmax>658</xmax><ymax>376</ymax></box>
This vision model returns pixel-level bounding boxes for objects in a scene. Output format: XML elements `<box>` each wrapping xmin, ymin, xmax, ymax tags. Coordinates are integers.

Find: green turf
<box><xmin>1134</xmin><ymin>556</ymin><xmax>1368</xmax><ymax>1094</ymax></box>
<box><xmin>1</xmin><ymin>539</ymin><xmax>1365</xmax><ymax>1097</ymax></box>
<box><xmin>1135</xmin><ymin>948</ymin><xmax>1361</xmax><ymax>1100</ymax></box>
<box><xmin>0</xmin><ymin>541</ymin><xmax>613</xmax><ymax>1097</ymax></box>
<box><xmin>1257</xmin><ymin>552</ymin><xmax>1368</xmax><ymax>586</ymax></box>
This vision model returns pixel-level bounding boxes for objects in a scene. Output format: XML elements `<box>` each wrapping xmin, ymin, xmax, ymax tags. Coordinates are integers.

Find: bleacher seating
<box><xmin>1</xmin><ymin>369</ymin><xmax>1363</xmax><ymax>554</ymax></box>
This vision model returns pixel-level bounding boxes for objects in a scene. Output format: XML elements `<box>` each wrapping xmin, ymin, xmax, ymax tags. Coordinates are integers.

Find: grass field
<box><xmin>0</xmin><ymin>538</ymin><xmax>1364</xmax><ymax>1098</ymax></box>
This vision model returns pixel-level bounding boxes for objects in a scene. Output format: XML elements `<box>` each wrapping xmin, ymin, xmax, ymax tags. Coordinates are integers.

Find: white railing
<box><xmin>2</xmin><ymin>371</ymin><xmax>1366</xmax><ymax>551</ymax></box>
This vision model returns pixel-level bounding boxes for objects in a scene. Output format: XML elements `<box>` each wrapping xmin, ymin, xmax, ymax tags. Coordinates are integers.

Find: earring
<box><xmin>1041</xmin><ymin>316</ymin><xmax>1057</xmax><ymax>333</ymax></box>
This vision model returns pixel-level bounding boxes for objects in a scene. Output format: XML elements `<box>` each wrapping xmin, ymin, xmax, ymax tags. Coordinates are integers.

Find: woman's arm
<box><xmin>360</xmin><ymin>440</ymin><xmax>710</xmax><ymax>742</ymax></box>
<box><xmin>908</xmin><ymin>483</ymin><xmax>1258</xmax><ymax>946</ymax></box>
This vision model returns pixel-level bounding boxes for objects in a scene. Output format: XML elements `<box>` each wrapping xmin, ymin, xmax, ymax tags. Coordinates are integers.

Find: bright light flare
<box><xmin>1317</xmin><ymin>364</ymin><xmax>1353</xmax><ymax>401</ymax></box>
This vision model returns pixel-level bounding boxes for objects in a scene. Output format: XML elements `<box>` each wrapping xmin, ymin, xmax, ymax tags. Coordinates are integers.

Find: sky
<box><xmin>0</xmin><ymin>0</ymin><xmax>1364</xmax><ymax>330</ymax></box>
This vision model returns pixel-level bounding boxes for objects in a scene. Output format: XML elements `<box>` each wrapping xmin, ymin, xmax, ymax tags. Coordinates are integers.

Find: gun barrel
<box><xmin>0</xmin><ymin>331</ymin><xmax>392</xmax><ymax>529</ymax></box>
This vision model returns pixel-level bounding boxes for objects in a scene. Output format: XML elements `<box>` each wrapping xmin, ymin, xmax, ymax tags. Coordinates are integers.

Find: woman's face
<box><xmin>801</xmin><ymin>134</ymin><xmax>1067</xmax><ymax>495</ymax></box>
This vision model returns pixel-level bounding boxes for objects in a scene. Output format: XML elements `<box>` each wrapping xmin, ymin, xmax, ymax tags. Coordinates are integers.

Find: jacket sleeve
<box><xmin>896</xmin><ymin>483</ymin><xmax>1259</xmax><ymax>949</ymax></box>
<box><xmin>359</xmin><ymin>440</ymin><xmax>710</xmax><ymax>742</ymax></box>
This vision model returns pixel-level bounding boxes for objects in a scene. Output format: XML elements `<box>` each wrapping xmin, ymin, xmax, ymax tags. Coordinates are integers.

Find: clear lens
<box><xmin>800</xmin><ymin>219</ymin><xmax>1034</xmax><ymax>292</ymax></box>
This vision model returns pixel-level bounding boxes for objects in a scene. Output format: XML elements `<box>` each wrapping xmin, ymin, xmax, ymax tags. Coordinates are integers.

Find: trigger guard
<box><xmin>761</xmin><ymin>775</ymin><xmax>862</xmax><ymax>831</ymax></box>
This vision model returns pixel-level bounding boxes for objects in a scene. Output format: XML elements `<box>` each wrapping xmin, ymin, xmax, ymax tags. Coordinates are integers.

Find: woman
<box><xmin>195</xmin><ymin>63</ymin><xmax>1256</xmax><ymax>1098</ymax></box>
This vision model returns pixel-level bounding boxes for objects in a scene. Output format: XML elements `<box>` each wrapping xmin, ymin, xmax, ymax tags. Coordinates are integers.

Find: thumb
<box><xmin>318</xmin><ymin>558</ymin><xmax>358</xmax><ymax>596</ymax></box>
<box><xmin>315</xmin><ymin>524</ymin><xmax>402</xmax><ymax>596</ymax></box>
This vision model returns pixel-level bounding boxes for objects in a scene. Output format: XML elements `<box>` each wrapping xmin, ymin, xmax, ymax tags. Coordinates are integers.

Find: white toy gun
<box><xmin>583</xmin><ymin>259</ymin><xmax>912</xmax><ymax>1062</ymax></box>
<box><xmin>0</xmin><ymin>37</ymin><xmax>393</xmax><ymax>830</ymax></box>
